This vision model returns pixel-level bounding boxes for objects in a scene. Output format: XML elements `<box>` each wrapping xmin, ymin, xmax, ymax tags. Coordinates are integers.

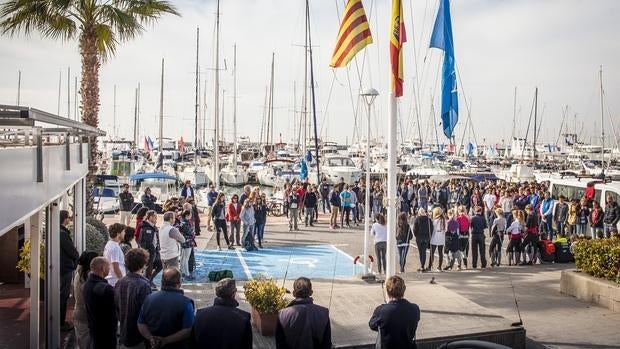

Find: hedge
<box><xmin>574</xmin><ymin>238</ymin><xmax>620</xmax><ymax>284</ymax></box>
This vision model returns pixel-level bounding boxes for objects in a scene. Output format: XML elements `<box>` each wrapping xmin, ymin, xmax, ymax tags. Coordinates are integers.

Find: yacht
<box><xmin>257</xmin><ymin>159</ymin><xmax>300</xmax><ymax>187</ymax></box>
<box><xmin>318</xmin><ymin>155</ymin><xmax>362</xmax><ymax>185</ymax></box>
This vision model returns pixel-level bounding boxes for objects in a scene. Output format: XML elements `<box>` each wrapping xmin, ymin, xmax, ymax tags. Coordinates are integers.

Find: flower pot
<box><xmin>251</xmin><ymin>308</ymin><xmax>278</xmax><ymax>337</ymax></box>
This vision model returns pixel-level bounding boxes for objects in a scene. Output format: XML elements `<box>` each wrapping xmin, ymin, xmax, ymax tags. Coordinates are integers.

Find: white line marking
<box><xmin>235</xmin><ymin>249</ymin><xmax>253</xmax><ymax>280</ymax></box>
<box><xmin>329</xmin><ymin>244</ymin><xmax>355</xmax><ymax>261</ymax></box>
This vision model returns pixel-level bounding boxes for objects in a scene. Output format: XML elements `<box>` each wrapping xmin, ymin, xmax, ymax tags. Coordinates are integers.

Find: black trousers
<box><xmin>471</xmin><ymin>234</ymin><xmax>487</xmax><ymax>268</ymax></box>
<box><xmin>60</xmin><ymin>271</ymin><xmax>73</xmax><ymax>324</ymax></box>
<box><xmin>416</xmin><ymin>240</ymin><xmax>429</xmax><ymax>270</ymax></box>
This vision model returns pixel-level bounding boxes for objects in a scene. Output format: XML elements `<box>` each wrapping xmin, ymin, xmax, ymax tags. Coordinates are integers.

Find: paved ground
<box><xmin>189</xmin><ymin>210</ymin><xmax>620</xmax><ymax>349</ymax></box>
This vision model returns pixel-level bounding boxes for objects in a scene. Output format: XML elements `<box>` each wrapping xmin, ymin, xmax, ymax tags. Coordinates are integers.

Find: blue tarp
<box><xmin>129</xmin><ymin>172</ymin><xmax>177</xmax><ymax>181</ymax></box>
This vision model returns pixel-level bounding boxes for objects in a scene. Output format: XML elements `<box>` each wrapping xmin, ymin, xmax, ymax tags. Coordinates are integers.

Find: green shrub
<box><xmin>574</xmin><ymin>238</ymin><xmax>620</xmax><ymax>284</ymax></box>
<box><xmin>86</xmin><ymin>216</ymin><xmax>109</xmax><ymax>240</ymax></box>
<box><xmin>85</xmin><ymin>223</ymin><xmax>106</xmax><ymax>254</ymax></box>
<box><xmin>243</xmin><ymin>277</ymin><xmax>288</xmax><ymax>314</ymax></box>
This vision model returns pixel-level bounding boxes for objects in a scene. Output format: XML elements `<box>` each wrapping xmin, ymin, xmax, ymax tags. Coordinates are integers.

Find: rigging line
<box><xmin>349</xmin><ymin>44</ymin><xmax>369</xmax><ymax>144</ymax></box>
<box><xmin>536</xmin><ymin>103</ymin><xmax>546</xmax><ymax>142</ymax></box>
<box><xmin>327</xmin><ymin>245</ymin><xmax>339</xmax><ymax>311</ymax></box>
<box><xmin>407</xmin><ymin>0</ymin><xmax>424</xmax><ymax>143</ymax></box>
<box><xmin>602</xmin><ymin>89</ymin><xmax>620</xmax><ymax>148</ymax></box>
<box><xmin>454</xmin><ymin>62</ymin><xmax>477</xmax><ymax>144</ymax></box>
<box><xmin>555</xmin><ymin>106</ymin><xmax>568</xmax><ymax>146</ymax></box>
<box><xmin>520</xmin><ymin>90</ymin><xmax>537</xmax><ymax>160</ymax></box>
<box><xmin>319</xmin><ymin>73</ymin><xmax>338</xmax><ymax>138</ymax></box>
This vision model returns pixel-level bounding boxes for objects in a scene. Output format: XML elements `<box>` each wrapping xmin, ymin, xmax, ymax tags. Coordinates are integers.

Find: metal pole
<box><xmin>67</xmin><ymin>67</ymin><xmax>70</xmax><ymax>119</ymax></box>
<box><xmin>47</xmin><ymin>200</ymin><xmax>61</xmax><ymax>349</ymax></box>
<box><xmin>306</xmin><ymin>0</ymin><xmax>321</xmax><ymax>186</ymax></box>
<box><xmin>74</xmin><ymin>178</ymin><xmax>85</xmax><ymax>253</ymax></box>
<box><xmin>214</xmin><ymin>0</ymin><xmax>220</xmax><ymax>188</ymax></box>
<box><xmin>159</xmin><ymin>59</ymin><xmax>164</xmax><ymax>156</ymax></box>
<box><xmin>600</xmin><ymin>65</ymin><xmax>605</xmax><ymax>174</ymax></box>
<box><xmin>28</xmin><ymin>211</ymin><xmax>41</xmax><ymax>349</ymax></box>
<box><xmin>195</xmin><ymin>26</ymin><xmax>200</xmax><ymax>167</ymax></box>
<box><xmin>386</xmin><ymin>94</ymin><xmax>398</xmax><ymax>277</ymax></box>
<box><xmin>17</xmin><ymin>70</ymin><xmax>21</xmax><ymax>106</ymax></box>
<box><xmin>364</xmin><ymin>102</ymin><xmax>371</xmax><ymax>274</ymax></box>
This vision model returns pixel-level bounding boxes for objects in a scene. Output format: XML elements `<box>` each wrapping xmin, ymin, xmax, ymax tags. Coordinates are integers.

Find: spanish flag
<box><xmin>390</xmin><ymin>0</ymin><xmax>406</xmax><ymax>97</ymax></box>
<box><xmin>329</xmin><ymin>0</ymin><xmax>373</xmax><ymax>68</ymax></box>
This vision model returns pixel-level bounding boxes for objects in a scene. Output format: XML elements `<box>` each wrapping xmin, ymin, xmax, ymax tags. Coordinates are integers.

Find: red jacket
<box><xmin>227</xmin><ymin>202</ymin><xmax>241</xmax><ymax>222</ymax></box>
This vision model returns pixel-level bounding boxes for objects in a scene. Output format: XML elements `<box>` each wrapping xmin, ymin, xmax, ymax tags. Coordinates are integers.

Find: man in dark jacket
<box><xmin>119</xmin><ymin>183</ymin><xmax>135</xmax><ymax>226</ymax></box>
<box><xmin>412</xmin><ymin>208</ymin><xmax>432</xmax><ymax>272</ymax></box>
<box><xmin>319</xmin><ymin>178</ymin><xmax>331</xmax><ymax>214</ymax></box>
<box><xmin>138</xmin><ymin>210</ymin><xmax>162</xmax><ymax>288</ymax></box>
<box><xmin>115</xmin><ymin>248</ymin><xmax>152</xmax><ymax>348</ymax></box>
<box><xmin>138</xmin><ymin>268</ymin><xmax>195</xmax><ymax>349</ymax></box>
<box><xmin>276</xmin><ymin>277</ymin><xmax>331</xmax><ymax>349</ymax></box>
<box><xmin>303</xmin><ymin>186</ymin><xmax>318</xmax><ymax>227</ymax></box>
<box><xmin>603</xmin><ymin>195</ymin><xmax>620</xmax><ymax>238</ymax></box>
<box><xmin>60</xmin><ymin>210</ymin><xmax>79</xmax><ymax>331</ymax></box>
<box><xmin>83</xmin><ymin>257</ymin><xmax>117</xmax><ymax>349</ymax></box>
<box><xmin>192</xmin><ymin>278</ymin><xmax>252</xmax><ymax>349</ymax></box>
<box><xmin>179</xmin><ymin>180</ymin><xmax>195</xmax><ymax>199</ymax></box>
<box><xmin>369</xmin><ymin>275</ymin><xmax>420</xmax><ymax>349</ymax></box>
<box><xmin>470</xmin><ymin>206</ymin><xmax>488</xmax><ymax>268</ymax></box>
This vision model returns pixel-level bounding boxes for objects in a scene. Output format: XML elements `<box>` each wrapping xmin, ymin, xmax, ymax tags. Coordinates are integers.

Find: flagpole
<box><xmin>386</xmin><ymin>93</ymin><xmax>398</xmax><ymax>277</ymax></box>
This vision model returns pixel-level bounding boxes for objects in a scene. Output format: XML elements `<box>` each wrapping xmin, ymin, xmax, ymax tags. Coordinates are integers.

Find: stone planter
<box><xmin>560</xmin><ymin>269</ymin><xmax>620</xmax><ymax>312</ymax></box>
<box><xmin>251</xmin><ymin>308</ymin><xmax>278</xmax><ymax>336</ymax></box>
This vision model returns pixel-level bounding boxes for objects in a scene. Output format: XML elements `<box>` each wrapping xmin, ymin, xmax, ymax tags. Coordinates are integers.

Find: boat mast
<box><xmin>67</xmin><ymin>67</ymin><xmax>70</xmax><ymax>119</ymax></box>
<box><xmin>233</xmin><ymin>44</ymin><xmax>238</xmax><ymax>168</ymax></box>
<box><xmin>57</xmin><ymin>69</ymin><xmax>61</xmax><ymax>115</ymax></box>
<box><xmin>213</xmin><ymin>0</ymin><xmax>220</xmax><ymax>188</ymax></box>
<box><xmin>16</xmin><ymin>70</ymin><xmax>21</xmax><ymax>106</ymax></box>
<box><xmin>302</xmin><ymin>6</ymin><xmax>309</xmax><ymax>156</ymax></box>
<box><xmin>133</xmin><ymin>86</ymin><xmax>138</xmax><ymax>147</ymax></box>
<box><xmin>113</xmin><ymin>84</ymin><xmax>117</xmax><ymax>138</ymax></box>
<box><xmin>194</xmin><ymin>26</ymin><xmax>200</xmax><ymax>167</ymax></box>
<box><xmin>533</xmin><ymin>87</ymin><xmax>538</xmax><ymax>162</ymax></box>
<box><xmin>599</xmin><ymin>65</ymin><xmax>605</xmax><ymax>174</ymax></box>
<box><xmin>159</xmin><ymin>58</ymin><xmax>164</xmax><ymax>156</ymax></box>
<box><xmin>511</xmin><ymin>86</ymin><xmax>517</xmax><ymax>141</ymax></box>
<box><xmin>267</xmin><ymin>53</ymin><xmax>275</xmax><ymax>151</ymax></box>
<box><xmin>306</xmin><ymin>0</ymin><xmax>320</xmax><ymax>185</ymax></box>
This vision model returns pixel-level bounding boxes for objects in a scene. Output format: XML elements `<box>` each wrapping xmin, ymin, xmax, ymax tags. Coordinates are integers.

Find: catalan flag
<box><xmin>329</xmin><ymin>0</ymin><xmax>373</xmax><ymax>68</ymax></box>
<box><xmin>390</xmin><ymin>0</ymin><xmax>406</xmax><ymax>97</ymax></box>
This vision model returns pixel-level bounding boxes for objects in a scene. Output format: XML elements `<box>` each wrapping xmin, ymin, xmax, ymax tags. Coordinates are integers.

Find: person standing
<box><xmin>276</xmin><ymin>277</ymin><xmax>331</xmax><ymax>349</ymax></box>
<box><xmin>119</xmin><ymin>183</ymin><xmax>135</xmax><ymax>226</ymax></box>
<box><xmin>205</xmin><ymin>185</ymin><xmax>219</xmax><ymax>231</ymax></box>
<box><xmin>444</xmin><ymin>209</ymin><xmax>461</xmax><ymax>271</ymax></box>
<box><xmin>506</xmin><ymin>210</ymin><xmax>524</xmax><ymax>266</ymax></box>
<box><xmin>73</xmin><ymin>251</ymin><xmax>98</xmax><ymax>349</ymax></box>
<box><xmin>553</xmin><ymin>195</ymin><xmax>568</xmax><ymax>237</ymax></box>
<box><xmin>178</xmin><ymin>210</ymin><xmax>196</xmax><ymax>280</ymax></box>
<box><xmin>396</xmin><ymin>212</ymin><xmax>413</xmax><ymax>273</ymax></box>
<box><xmin>59</xmin><ymin>210</ymin><xmax>79</xmax><ymax>331</ymax></box>
<box><xmin>138</xmin><ymin>268</ymin><xmax>195</xmax><ymax>349</ymax></box>
<box><xmin>371</xmin><ymin>213</ymin><xmax>388</xmax><ymax>274</ymax></box>
<box><xmin>456</xmin><ymin>206</ymin><xmax>471</xmax><ymax>269</ymax></box>
<box><xmin>303</xmin><ymin>186</ymin><xmax>318</xmax><ymax>227</ymax></box>
<box><xmin>603</xmin><ymin>194</ymin><xmax>620</xmax><ymax>238</ymax></box>
<box><xmin>254</xmin><ymin>197</ymin><xmax>267</xmax><ymax>248</ymax></box>
<box><xmin>212</xmin><ymin>193</ymin><xmax>233</xmax><ymax>250</ymax></box>
<box><xmin>482</xmin><ymin>189</ymin><xmax>497</xmax><ymax>228</ymax></box>
<box><xmin>412</xmin><ymin>208</ymin><xmax>432</xmax><ymax>272</ymax></box>
<box><xmin>159</xmin><ymin>211</ymin><xmax>185</xmax><ymax>269</ymax></box>
<box><xmin>240</xmin><ymin>198</ymin><xmax>257</xmax><ymax>251</ymax></box>
<box><xmin>83</xmin><ymin>257</ymin><xmax>117</xmax><ymax>349</ymax></box>
<box><xmin>329</xmin><ymin>186</ymin><xmax>341</xmax><ymax>229</ymax></box>
<box><xmin>227</xmin><ymin>194</ymin><xmax>242</xmax><ymax>246</ymax></box>
<box><xmin>523</xmin><ymin>204</ymin><xmax>540</xmax><ymax>265</ymax></box>
<box><xmin>470</xmin><ymin>206</ymin><xmax>488</xmax><ymax>269</ymax></box>
<box><xmin>115</xmin><ymin>248</ymin><xmax>152</xmax><ymax>349</ymax></box>
<box><xmin>590</xmin><ymin>200</ymin><xmax>605</xmax><ymax>238</ymax></box>
<box><xmin>138</xmin><ymin>210</ymin><xmax>162</xmax><ymax>288</ymax></box>
<box><xmin>192</xmin><ymin>278</ymin><xmax>252</xmax><ymax>349</ymax></box>
<box><xmin>120</xmin><ymin>227</ymin><xmax>136</xmax><ymax>255</ymax></box>
<box><xmin>239</xmin><ymin>185</ymin><xmax>252</xmax><ymax>206</ymax></box>
<box><xmin>104</xmin><ymin>223</ymin><xmax>127</xmax><ymax>287</ymax></box>
<box><xmin>489</xmin><ymin>208</ymin><xmax>507</xmax><ymax>267</ymax></box>
<box><xmin>576</xmin><ymin>199</ymin><xmax>591</xmax><ymax>236</ymax></box>
<box><xmin>319</xmin><ymin>178</ymin><xmax>331</xmax><ymax>214</ymax></box>
<box><xmin>539</xmin><ymin>192</ymin><xmax>555</xmax><ymax>239</ymax></box>
<box><xmin>288</xmin><ymin>184</ymin><xmax>301</xmax><ymax>231</ymax></box>
<box><xmin>339</xmin><ymin>185</ymin><xmax>353</xmax><ymax>227</ymax></box>
<box><xmin>417</xmin><ymin>182</ymin><xmax>428</xmax><ymax>212</ymax></box>
<box><xmin>179</xmin><ymin>180</ymin><xmax>195</xmax><ymax>200</ymax></box>
<box><xmin>500</xmin><ymin>190</ymin><xmax>514</xmax><ymax>227</ymax></box>
<box><xmin>429</xmin><ymin>207</ymin><xmax>446</xmax><ymax>271</ymax></box>
<box><xmin>369</xmin><ymin>275</ymin><xmax>420</xmax><ymax>349</ymax></box>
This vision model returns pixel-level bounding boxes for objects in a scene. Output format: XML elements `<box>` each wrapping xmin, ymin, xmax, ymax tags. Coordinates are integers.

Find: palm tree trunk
<box><xmin>80</xmin><ymin>27</ymin><xmax>101</xmax><ymax>216</ymax></box>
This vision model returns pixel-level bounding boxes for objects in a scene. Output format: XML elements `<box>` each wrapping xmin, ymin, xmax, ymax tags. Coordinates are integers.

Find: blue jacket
<box><xmin>369</xmin><ymin>298</ymin><xmax>420</xmax><ymax>349</ymax></box>
<box><xmin>541</xmin><ymin>198</ymin><xmax>554</xmax><ymax>217</ymax></box>
<box><xmin>192</xmin><ymin>297</ymin><xmax>252</xmax><ymax>349</ymax></box>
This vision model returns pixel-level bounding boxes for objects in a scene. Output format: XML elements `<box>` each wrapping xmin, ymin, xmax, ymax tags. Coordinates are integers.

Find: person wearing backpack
<box><xmin>412</xmin><ymin>208</ymin><xmax>432</xmax><ymax>272</ymax></box>
<box><xmin>288</xmin><ymin>184</ymin><xmax>301</xmax><ymax>231</ymax></box>
<box><xmin>444</xmin><ymin>209</ymin><xmax>461</xmax><ymax>270</ymax></box>
<box><xmin>489</xmin><ymin>208</ymin><xmax>507</xmax><ymax>267</ymax></box>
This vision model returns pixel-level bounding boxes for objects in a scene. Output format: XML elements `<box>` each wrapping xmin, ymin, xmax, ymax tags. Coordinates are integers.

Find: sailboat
<box><xmin>220</xmin><ymin>44</ymin><xmax>249</xmax><ymax>186</ymax></box>
<box><xmin>178</xmin><ymin>27</ymin><xmax>210</xmax><ymax>187</ymax></box>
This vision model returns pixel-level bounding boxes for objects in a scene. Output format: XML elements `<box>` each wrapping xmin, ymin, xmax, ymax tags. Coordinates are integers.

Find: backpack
<box><xmin>329</xmin><ymin>191</ymin><xmax>340</xmax><ymax>206</ymax></box>
<box><xmin>539</xmin><ymin>240</ymin><xmax>556</xmax><ymax>262</ymax></box>
<box><xmin>554</xmin><ymin>242</ymin><xmax>574</xmax><ymax>263</ymax></box>
<box><xmin>208</xmin><ymin>270</ymin><xmax>234</xmax><ymax>282</ymax></box>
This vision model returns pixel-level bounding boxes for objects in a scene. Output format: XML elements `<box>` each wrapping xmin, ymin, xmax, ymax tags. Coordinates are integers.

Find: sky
<box><xmin>1</xmin><ymin>0</ymin><xmax>619</xmax><ymax>148</ymax></box>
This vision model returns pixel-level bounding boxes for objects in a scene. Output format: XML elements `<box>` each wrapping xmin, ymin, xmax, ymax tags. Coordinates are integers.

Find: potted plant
<box><xmin>16</xmin><ymin>239</ymin><xmax>46</xmax><ymax>300</ymax></box>
<box><xmin>243</xmin><ymin>277</ymin><xmax>288</xmax><ymax>336</ymax></box>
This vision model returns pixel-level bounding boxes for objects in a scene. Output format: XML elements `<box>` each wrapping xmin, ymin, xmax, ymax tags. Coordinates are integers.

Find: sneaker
<box><xmin>228</xmin><ymin>245</ymin><xmax>235</xmax><ymax>250</ymax></box>
<box><xmin>217</xmin><ymin>246</ymin><xmax>222</xmax><ymax>251</ymax></box>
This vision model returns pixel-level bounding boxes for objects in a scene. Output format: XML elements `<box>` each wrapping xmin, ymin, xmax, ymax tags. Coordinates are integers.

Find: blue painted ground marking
<box><xmin>178</xmin><ymin>245</ymin><xmax>363</xmax><ymax>283</ymax></box>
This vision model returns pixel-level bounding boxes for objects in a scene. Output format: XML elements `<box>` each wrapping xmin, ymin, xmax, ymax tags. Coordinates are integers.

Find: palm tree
<box><xmin>0</xmin><ymin>0</ymin><xmax>179</xmax><ymax>214</ymax></box>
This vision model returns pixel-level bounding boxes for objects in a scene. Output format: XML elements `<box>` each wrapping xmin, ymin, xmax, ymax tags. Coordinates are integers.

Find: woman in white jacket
<box><xmin>240</xmin><ymin>198</ymin><xmax>257</xmax><ymax>251</ymax></box>
<box><xmin>429</xmin><ymin>207</ymin><xmax>446</xmax><ymax>271</ymax></box>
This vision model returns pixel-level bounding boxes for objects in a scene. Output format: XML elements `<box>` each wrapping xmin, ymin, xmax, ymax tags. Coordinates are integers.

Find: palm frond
<box><xmin>0</xmin><ymin>0</ymin><xmax>76</xmax><ymax>40</ymax></box>
<box><xmin>94</xmin><ymin>23</ymin><xmax>118</xmax><ymax>62</ymax></box>
<box><xmin>125</xmin><ymin>0</ymin><xmax>180</xmax><ymax>25</ymax></box>
<box><xmin>98</xmin><ymin>4</ymin><xmax>143</xmax><ymax>42</ymax></box>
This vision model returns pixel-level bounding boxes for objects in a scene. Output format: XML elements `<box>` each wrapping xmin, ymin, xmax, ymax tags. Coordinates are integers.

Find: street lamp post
<box><xmin>361</xmin><ymin>88</ymin><xmax>379</xmax><ymax>278</ymax></box>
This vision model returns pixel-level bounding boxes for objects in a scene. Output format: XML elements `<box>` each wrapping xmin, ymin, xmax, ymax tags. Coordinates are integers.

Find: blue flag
<box><xmin>300</xmin><ymin>160</ymin><xmax>308</xmax><ymax>180</ymax></box>
<box><xmin>430</xmin><ymin>0</ymin><xmax>458</xmax><ymax>140</ymax></box>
